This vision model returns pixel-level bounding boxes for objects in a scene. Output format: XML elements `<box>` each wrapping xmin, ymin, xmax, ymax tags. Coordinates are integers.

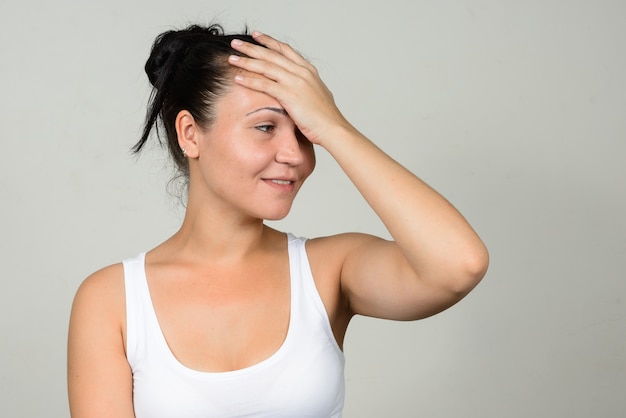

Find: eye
<box><xmin>255</xmin><ymin>124</ymin><xmax>275</xmax><ymax>133</ymax></box>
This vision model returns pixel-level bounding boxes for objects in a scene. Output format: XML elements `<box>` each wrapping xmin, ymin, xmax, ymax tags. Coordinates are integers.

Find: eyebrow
<box><xmin>245</xmin><ymin>107</ymin><xmax>288</xmax><ymax>117</ymax></box>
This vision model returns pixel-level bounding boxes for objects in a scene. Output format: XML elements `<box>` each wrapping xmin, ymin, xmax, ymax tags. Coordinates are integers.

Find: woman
<box><xmin>68</xmin><ymin>24</ymin><xmax>488</xmax><ymax>417</ymax></box>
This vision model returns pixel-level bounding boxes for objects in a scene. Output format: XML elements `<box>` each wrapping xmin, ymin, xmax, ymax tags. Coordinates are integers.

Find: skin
<box><xmin>67</xmin><ymin>31</ymin><xmax>489</xmax><ymax>417</ymax></box>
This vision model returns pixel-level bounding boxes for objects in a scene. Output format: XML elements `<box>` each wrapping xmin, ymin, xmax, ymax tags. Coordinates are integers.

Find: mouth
<box><xmin>270</xmin><ymin>179</ymin><xmax>293</xmax><ymax>185</ymax></box>
<box><xmin>263</xmin><ymin>178</ymin><xmax>297</xmax><ymax>192</ymax></box>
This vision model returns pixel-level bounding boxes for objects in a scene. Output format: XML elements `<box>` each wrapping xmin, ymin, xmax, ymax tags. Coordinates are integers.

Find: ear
<box><xmin>175</xmin><ymin>110</ymin><xmax>201</xmax><ymax>158</ymax></box>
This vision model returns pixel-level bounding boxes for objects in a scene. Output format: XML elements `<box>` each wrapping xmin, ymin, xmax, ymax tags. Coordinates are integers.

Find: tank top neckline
<box><xmin>137</xmin><ymin>233</ymin><xmax>299</xmax><ymax>379</ymax></box>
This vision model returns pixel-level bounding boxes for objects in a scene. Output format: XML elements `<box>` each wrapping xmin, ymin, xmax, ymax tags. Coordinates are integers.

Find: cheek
<box><xmin>213</xmin><ymin>133</ymin><xmax>267</xmax><ymax>172</ymax></box>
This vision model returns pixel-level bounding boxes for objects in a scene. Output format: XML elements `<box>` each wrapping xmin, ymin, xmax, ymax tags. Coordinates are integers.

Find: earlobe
<box><xmin>175</xmin><ymin>110</ymin><xmax>200</xmax><ymax>158</ymax></box>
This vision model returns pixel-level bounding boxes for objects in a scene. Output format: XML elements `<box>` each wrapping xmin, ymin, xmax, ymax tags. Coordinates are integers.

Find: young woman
<box><xmin>68</xmin><ymin>24</ymin><xmax>488</xmax><ymax>417</ymax></box>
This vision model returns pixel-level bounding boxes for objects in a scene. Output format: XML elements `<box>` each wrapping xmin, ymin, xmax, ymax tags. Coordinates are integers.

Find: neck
<box><xmin>158</xmin><ymin>188</ymin><xmax>283</xmax><ymax>265</ymax></box>
<box><xmin>182</xmin><ymin>213</ymin><xmax>264</xmax><ymax>256</ymax></box>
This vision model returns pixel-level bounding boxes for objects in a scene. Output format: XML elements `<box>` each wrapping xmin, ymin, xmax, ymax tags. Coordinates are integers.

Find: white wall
<box><xmin>1</xmin><ymin>1</ymin><xmax>624</xmax><ymax>416</ymax></box>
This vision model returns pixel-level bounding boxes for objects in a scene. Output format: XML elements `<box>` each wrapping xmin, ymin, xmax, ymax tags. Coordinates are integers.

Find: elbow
<box><xmin>467</xmin><ymin>243</ymin><xmax>490</xmax><ymax>283</ymax></box>
<box><xmin>449</xmin><ymin>243</ymin><xmax>489</xmax><ymax>296</ymax></box>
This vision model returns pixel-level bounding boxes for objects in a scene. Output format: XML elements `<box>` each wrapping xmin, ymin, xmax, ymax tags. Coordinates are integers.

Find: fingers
<box><xmin>249</xmin><ymin>31</ymin><xmax>311</xmax><ymax>68</ymax></box>
<box><xmin>232</xmin><ymin>71</ymin><xmax>279</xmax><ymax>97</ymax></box>
<box><xmin>229</xmin><ymin>32</ymin><xmax>317</xmax><ymax>78</ymax></box>
<box><xmin>229</xmin><ymin>51</ymin><xmax>311</xmax><ymax>102</ymax></box>
<box><xmin>228</xmin><ymin>53</ymin><xmax>281</xmax><ymax>82</ymax></box>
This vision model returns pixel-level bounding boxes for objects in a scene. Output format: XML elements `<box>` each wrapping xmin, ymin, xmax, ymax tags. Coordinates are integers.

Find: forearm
<box><xmin>320</xmin><ymin>124</ymin><xmax>489</xmax><ymax>290</ymax></box>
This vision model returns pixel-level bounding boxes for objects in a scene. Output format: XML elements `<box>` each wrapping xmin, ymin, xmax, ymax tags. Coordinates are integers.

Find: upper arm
<box><xmin>67</xmin><ymin>264</ymin><xmax>135</xmax><ymax>418</ymax></box>
<box><xmin>323</xmin><ymin>233</ymin><xmax>481</xmax><ymax>321</ymax></box>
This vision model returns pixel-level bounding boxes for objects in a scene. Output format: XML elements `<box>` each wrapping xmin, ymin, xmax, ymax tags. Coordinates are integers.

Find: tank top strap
<box><xmin>123</xmin><ymin>252</ymin><xmax>154</xmax><ymax>366</ymax></box>
<box><xmin>286</xmin><ymin>234</ymin><xmax>340</xmax><ymax>351</ymax></box>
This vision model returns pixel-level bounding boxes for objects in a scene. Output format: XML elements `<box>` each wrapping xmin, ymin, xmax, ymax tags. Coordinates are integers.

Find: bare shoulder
<box><xmin>304</xmin><ymin>233</ymin><xmax>389</xmax><ymax>319</ymax></box>
<box><xmin>68</xmin><ymin>263</ymin><xmax>134</xmax><ymax>416</ymax></box>
<box><xmin>306</xmin><ymin>232</ymin><xmax>393</xmax><ymax>271</ymax></box>
<box><xmin>73</xmin><ymin>263</ymin><xmax>125</xmax><ymax>306</ymax></box>
<box><xmin>70</xmin><ymin>263</ymin><xmax>126</xmax><ymax>334</ymax></box>
<box><xmin>306</xmin><ymin>232</ymin><xmax>385</xmax><ymax>255</ymax></box>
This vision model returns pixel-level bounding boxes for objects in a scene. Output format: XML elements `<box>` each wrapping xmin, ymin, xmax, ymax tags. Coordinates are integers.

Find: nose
<box><xmin>275</xmin><ymin>130</ymin><xmax>305</xmax><ymax>166</ymax></box>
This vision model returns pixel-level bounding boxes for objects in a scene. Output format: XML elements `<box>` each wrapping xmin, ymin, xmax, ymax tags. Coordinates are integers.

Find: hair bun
<box><xmin>144</xmin><ymin>24</ymin><xmax>225</xmax><ymax>87</ymax></box>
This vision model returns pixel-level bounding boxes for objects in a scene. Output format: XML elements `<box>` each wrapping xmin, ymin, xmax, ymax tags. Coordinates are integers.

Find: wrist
<box><xmin>316</xmin><ymin>120</ymin><xmax>363</xmax><ymax>151</ymax></box>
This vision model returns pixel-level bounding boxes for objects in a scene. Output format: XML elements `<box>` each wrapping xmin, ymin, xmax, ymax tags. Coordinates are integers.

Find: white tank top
<box><xmin>124</xmin><ymin>234</ymin><xmax>345</xmax><ymax>417</ymax></box>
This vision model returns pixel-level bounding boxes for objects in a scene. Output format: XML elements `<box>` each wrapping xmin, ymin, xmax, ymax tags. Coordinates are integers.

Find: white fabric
<box><xmin>124</xmin><ymin>233</ymin><xmax>345</xmax><ymax>418</ymax></box>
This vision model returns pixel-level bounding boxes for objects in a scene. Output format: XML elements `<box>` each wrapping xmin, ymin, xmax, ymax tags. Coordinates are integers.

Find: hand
<box><xmin>228</xmin><ymin>31</ymin><xmax>351</xmax><ymax>146</ymax></box>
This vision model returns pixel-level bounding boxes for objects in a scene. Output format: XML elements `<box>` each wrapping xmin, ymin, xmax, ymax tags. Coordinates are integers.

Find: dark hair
<box><xmin>133</xmin><ymin>23</ymin><xmax>261</xmax><ymax>177</ymax></box>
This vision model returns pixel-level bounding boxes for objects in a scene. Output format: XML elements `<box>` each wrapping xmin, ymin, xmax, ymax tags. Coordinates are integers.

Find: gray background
<box><xmin>1</xmin><ymin>0</ymin><xmax>624</xmax><ymax>417</ymax></box>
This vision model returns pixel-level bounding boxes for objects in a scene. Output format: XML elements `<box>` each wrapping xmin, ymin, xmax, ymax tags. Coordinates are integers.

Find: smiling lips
<box><xmin>263</xmin><ymin>178</ymin><xmax>296</xmax><ymax>191</ymax></box>
<box><xmin>271</xmin><ymin>179</ymin><xmax>293</xmax><ymax>185</ymax></box>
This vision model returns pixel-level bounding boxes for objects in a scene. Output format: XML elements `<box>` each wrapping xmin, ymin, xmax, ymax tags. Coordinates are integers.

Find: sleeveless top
<box><xmin>123</xmin><ymin>234</ymin><xmax>345</xmax><ymax>417</ymax></box>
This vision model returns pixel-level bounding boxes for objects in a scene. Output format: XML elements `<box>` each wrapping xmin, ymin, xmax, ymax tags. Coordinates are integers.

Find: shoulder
<box><xmin>300</xmin><ymin>234</ymin><xmax>382</xmax><ymax>343</ymax></box>
<box><xmin>68</xmin><ymin>263</ymin><xmax>134</xmax><ymax>416</ymax></box>
<box><xmin>70</xmin><ymin>263</ymin><xmax>126</xmax><ymax>333</ymax></box>
<box><xmin>304</xmin><ymin>232</ymin><xmax>389</xmax><ymax>298</ymax></box>
<box><xmin>306</xmin><ymin>231</ymin><xmax>381</xmax><ymax>247</ymax></box>
<box><xmin>306</xmin><ymin>232</ymin><xmax>390</xmax><ymax>263</ymax></box>
<box><xmin>74</xmin><ymin>263</ymin><xmax>125</xmax><ymax>303</ymax></box>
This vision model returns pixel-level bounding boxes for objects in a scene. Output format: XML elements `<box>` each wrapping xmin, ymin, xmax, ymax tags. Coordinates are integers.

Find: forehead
<box><xmin>215</xmin><ymin>82</ymin><xmax>283</xmax><ymax>119</ymax></box>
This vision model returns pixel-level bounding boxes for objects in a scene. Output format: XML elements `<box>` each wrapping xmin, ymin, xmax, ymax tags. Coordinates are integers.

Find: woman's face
<box><xmin>191</xmin><ymin>82</ymin><xmax>316</xmax><ymax>221</ymax></box>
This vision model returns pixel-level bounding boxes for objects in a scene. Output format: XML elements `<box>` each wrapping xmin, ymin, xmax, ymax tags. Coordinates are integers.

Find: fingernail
<box><xmin>229</xmin><ymin>55</ymin><xmax>240</xmax><ymax>62</ymax></box>
<box><xmin>232</xmin><ymin>39</ymin><xmax>243</xmax><ymax>46</ymax></box>
<box><xmin>252</xmin><ymin>31</ymin><xmax>262</xmax><ymax>38</ymax></box>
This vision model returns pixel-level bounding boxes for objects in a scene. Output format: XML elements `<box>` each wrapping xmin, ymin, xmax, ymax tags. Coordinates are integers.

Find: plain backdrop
<box><xmin>1</xmin><ymin>1</ymin><xmax>624</xmax><ymax>417</ymax></box>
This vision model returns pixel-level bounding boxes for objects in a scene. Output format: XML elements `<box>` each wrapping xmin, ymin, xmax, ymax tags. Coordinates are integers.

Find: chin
<box><xmin>263</xmin><ymin>211</ymin><xmax>291</xmax><ymax>221</ymax></box>
<box><xmin>259</xmin><ymin>205</ymin><xmax>293</xmax><ymax>221</ymax></box>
